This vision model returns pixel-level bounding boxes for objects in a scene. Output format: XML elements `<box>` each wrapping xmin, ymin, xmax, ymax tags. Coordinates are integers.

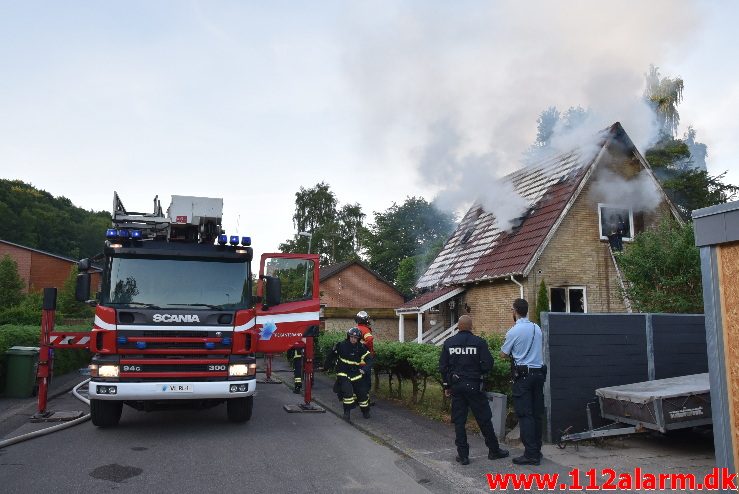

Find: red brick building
<box><xmin>0</xmin><ymin>239</ymin><xmax>101</xmax><ymax>295</ymax></box>
<box><xmin>320</xmin><ymin>260</ymin><xmax>406</xmax><ymax>341</ymax></box>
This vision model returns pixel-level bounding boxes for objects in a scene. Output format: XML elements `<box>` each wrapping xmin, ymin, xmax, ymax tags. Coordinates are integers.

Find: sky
<box><xmin>1</xmin><ymin>1</ymin><xmax>738</xmax><ymax>264</ymax></box>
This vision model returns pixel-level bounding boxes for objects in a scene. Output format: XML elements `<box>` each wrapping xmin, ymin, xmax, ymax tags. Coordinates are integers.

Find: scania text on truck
<box><xmin>76</xmin><ymin>193</ymin><xmax>320</xmax><ymax>426</ymax></box>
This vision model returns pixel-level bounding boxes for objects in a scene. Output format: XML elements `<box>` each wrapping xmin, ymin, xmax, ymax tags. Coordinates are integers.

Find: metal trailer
<box><xmin>558</xmin><ymin>373</ymin><xmax>711</xmax><ymax>446</ymax></box>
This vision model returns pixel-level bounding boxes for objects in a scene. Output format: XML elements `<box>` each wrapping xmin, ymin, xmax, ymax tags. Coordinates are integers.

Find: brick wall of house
<box><xmin>462</xmin><ymin>281</ymin><xmax>521</xmax><ymax>335</ymax></box>
<box><xmin>1</xmin><ymin>241</ymin><xmax>101</xmax><ymax>295</ymax></box>
<box><xmin>30</xmin><ymin>251</ymin><xmax>75</xmax><ymax>292</ymax></box>
<box><xmin>526</xmin><ymin>153</ymin><xmax>674</xmax><ymax>316</ymax></box>
<box><xmin>0</xmin><ymin>243</ymin><xmax>32</xmax><ymax>291</ymax></box>
<box><xmin>320</xmin><ymin>264</ymin><xmax>405</xmax><ymax>308</ymax></box>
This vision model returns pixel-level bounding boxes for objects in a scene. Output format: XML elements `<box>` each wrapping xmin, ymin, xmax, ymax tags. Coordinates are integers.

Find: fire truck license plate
<box><xmin>163</xmin><ymin>384</ymin><xmax>193</xmax><ymax>393</ymax></box>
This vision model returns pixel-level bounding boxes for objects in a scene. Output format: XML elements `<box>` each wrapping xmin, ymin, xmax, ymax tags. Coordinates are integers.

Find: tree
<box><xmin>645</xmin><ymin>129</ymin><xmax>737</xmax><ymax>219</ymax></box>
<box><xmin>0</xmin><ymin>179</ymin><xmax>110</xmax><ymax>260</ymax></box>
<box><xmin>533</xmin><ymin>280</ymin><xmax>549</xmax><ymax>325</ymax></box>
<box><xmin>644</xmin><ymin>65</ymin><xmax>684</xmax><ymax>138</ymax></box>
<box><xmin>279</xmin><ymin>182</ymin><xmax>365</xmax><ymax>266</ymax></box>
<box><xmin>57</xmin><ymin>266</ymin><xmax>94</xmax><ymax>318</ymax></box>
<box><xmin>616</xmin><ymin>220</ymin><xmax>702</xmax><ymax>313</ymax></box>
<box><xmin>0</xmin><ymin>255</ymin><xmax>25</xmax><ymax>309</ymax></box>
<box><xmin>364</xmin><ymin>197</ymin><xmax>454</xmax><ymax>286</ymax></box>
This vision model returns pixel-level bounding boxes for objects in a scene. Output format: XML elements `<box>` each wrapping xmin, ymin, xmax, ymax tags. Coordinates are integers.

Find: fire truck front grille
<box><xmin>116</xmin><ymin>329</ymin><xmax>233</xmax><ymax>353</ymax></box>
<box><xmin>118</xmin><ymin>358</ymin><xmax>230</xmax><ymax>381</ymax></box>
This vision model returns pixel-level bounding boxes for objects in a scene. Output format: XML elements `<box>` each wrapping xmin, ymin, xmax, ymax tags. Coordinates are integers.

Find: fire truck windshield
<box><xmin>103</xmin><ymin>256</ymin><xmax>251</xmax><ymax>310</ymax></box>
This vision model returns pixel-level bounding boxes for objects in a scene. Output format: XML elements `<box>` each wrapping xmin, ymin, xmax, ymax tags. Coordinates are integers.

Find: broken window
<box><xmin>549</xmin><ymin>286</ymin><xmax>586</xmax><ymax>313</ymax></box>
<box><xmin>598</xmin><ymin>204</ymin><xmax>633</xmax><ymax>241</ymax></box>
<box><xmin>460</xmin><ymin>227</ymin><xmax>474</xmax><ymax>244</ymax></box>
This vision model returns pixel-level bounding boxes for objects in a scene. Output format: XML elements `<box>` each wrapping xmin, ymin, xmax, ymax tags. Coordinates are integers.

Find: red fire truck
<box><xmin>75</xmin><ymin>193</ymin><xmax>319</xmax><ymax>426</ymax></box>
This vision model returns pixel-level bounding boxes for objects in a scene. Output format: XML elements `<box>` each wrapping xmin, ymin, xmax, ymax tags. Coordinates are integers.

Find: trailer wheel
<box><xmin>227</xmin><ymin>396</ymin><xmax>253</xmax><ymax>423</ymax></box>
<box><xmin>90</xmin><ymin>399</ymin><xmax>123</xmax><ymax>427</ymax></box>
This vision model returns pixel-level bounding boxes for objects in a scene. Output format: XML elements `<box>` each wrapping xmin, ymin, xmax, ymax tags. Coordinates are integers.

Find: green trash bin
<box><xmin>4</xmin><ymin>346</ymin><xmax>40</xmax><ymax>398</ymax></box>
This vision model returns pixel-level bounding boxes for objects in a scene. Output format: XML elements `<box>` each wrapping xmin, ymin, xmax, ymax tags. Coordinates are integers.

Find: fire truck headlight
<box><xmin>229</xmin><ymin>364</ymin><xmax>249</xmax><ymax>377</ymax></box>
<box><xmin>98</xmin><ymin>365</ymin><xmax>120</xmax><ymax>378</ymax></box>
<box><xmin>89</xmin><ymin>364</ymin><xmax>99</xmax><ymax>377</ymax></box>
<box><xmin>248</xmin><ymin>363</ymin><xmax>257</xmax><ymax>376</ymax></box>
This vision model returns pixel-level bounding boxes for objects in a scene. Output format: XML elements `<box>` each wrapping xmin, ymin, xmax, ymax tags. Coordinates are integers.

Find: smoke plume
<box><xmin>341</xmin><ymin>0</ymin><xmax>700</xmax><ymax>227</ymax></box>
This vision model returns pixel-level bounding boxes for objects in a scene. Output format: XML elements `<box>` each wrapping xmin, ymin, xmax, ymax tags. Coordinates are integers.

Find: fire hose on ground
<box><xmin>0</xmin><ymin>378</ymin><xmax>91</xmax><ymax>449</ymax></box>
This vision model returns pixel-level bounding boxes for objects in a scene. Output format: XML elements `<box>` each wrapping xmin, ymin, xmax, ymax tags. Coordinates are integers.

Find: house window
<box><xmin>550</xmin><ymin>286</ymin><xmax>586</xmax><ymax>313</ymax></box>
<box><xmin>598</xmin><ymin>204</ymin><xmax>634</xmax><ymax>241</ymax></box>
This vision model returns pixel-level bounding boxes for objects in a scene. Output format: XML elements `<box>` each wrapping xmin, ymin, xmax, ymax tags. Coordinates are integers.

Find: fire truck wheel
<box><xmin>226</xmin><ymin>396</ymin><xmax>253</xmax><ymax>423</ymax></box>
<box><xmin>90</xmin><ymin>399</ymin><xmax>123</xmax><ymax>427</ymax></box>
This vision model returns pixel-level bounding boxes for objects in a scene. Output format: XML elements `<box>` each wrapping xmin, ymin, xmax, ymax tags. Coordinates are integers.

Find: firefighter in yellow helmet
<box><xmin>325</xmin><ymin>327</ymin><xmax>372</xmax><ymax>422</ymax></box>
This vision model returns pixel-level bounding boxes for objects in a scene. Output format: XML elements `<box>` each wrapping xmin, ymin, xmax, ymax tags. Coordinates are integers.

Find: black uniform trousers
<box><xmin>337</xmin><ymin>375</ymin><xmax>369</xmax><ymax>411</ymax></box>
<box><xmin>293</xmin><ymin>355</ymin><xmax>303</xmax><ymax>384</ymax></box>
<box><xmin>450</xmin><ymin>380</ymin><xmax>500</xmax><ymax>459</ymax></box>
<box><xmin>512</xmin><ymin>370</ymin><xmax>545</xmax><ymax>459</ymax></box>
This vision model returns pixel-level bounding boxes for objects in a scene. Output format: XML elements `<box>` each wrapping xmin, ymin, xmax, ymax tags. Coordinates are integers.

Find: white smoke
<box><xmin>588</xmin><ymin>167</ymin><xmax>662</xmax><ymax>213</ymax></box>
<box><xmin>340</xmin><ymin>0</ymin><xmax>699</xmax><ymax>225</ymax></box>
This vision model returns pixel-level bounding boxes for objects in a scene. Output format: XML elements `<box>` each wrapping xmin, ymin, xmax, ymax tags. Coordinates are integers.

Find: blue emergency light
<box><xmin>117</xmin><ymin>229</ymin><xmax>130</xmax><ymax>238</ymax></box>
<box><xmin>205</xmin><ymin>342</ymin><xmax>216</xmax><ymax>349</ymax></box>
<box><xmin>218</xmin><ymin>234</ymin><xmax>228</xmax><ymax>245</ymax></box>
<box><xmin>116</xmin><ymin>336</ymin><xmax>128</xmax><ymax>344</ymax></box>
<box><xmin>136</xmin><ymin>341</ymin><xmax>147</xmax><ymax>350</ymax></box>
<box><xmin>130</xmin><ymin>230</ymin><xmax>142</xmax><ymax>239</ymax></box>
<box><xmin>241</xmin><ymin>237</ymin><xmax>251</xmax><ymax>246</ymax></box>
<box><xmin>221</xmin><ymin>337</ymin><xmax>232</xmax><ymax>345</ymax></box>
<box><xmin>106</xmin><ymin>229</ymin><xmax>118</xmax><ymax>239</ymax></box>
<box><xmin>230</xmin><ymin>236</ymin><xmax>239</xmax><ymax>245</ymax></box>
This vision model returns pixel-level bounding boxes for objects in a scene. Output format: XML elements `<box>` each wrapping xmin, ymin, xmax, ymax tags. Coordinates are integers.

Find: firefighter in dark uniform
<box><xmin>286</xmin><ymin>343</ymin><xmax>304</xmax><ymax>394</ymax></box>
<box><xmin>325</xmin><ymin>327</ymin><xmax>372</xmax><ymax>422</ymax></box>
<box><xmin>439</xmin><ymin>315</ymin><xmax>509</xmax><ymax>465</ymax></box>
<box><xmin>354</xmin><ymin>311</ymin><xmax>375</xmax><ymax>403</ymax></box>
<box><xmin>501</xmin><ymin>298</ymin><xmax>546</xmax><ymax>465</ymax></box>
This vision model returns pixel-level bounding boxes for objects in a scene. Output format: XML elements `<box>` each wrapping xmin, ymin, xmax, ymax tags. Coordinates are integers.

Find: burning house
<box><xmin>395</xmin><ymin>122</ymin><xmax>681</xmax><ymax>343</ymax></box>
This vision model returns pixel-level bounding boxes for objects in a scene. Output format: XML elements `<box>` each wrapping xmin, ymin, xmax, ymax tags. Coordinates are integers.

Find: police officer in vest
<box><xmin>501</xmin><ymin>298</ymin><xmax>546</xmax><ymax>465</ymax></box>
<box><xmin>440</xmin><ymin>315</ymin><xmax>509</xmax><ymax>465</ymax></box>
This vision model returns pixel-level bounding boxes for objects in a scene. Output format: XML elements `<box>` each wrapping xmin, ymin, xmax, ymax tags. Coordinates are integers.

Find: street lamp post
<box><xmin>298</xmin><ymin>232</ymin><xmax>313</xmax><ymax>296</ymax></box>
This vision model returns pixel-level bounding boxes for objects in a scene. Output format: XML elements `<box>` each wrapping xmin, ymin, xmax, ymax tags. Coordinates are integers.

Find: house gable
<box><xmin>320</xmin><ymin>261</ymin><xmax>404</xmax><ymax>309</ymax></box>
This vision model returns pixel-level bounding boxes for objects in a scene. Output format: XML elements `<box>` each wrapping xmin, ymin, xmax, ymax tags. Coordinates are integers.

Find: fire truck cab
<box><xmin>76</xmin><ymin>193</ymin><xmax>319</xmax><ymax>427</ymax></box>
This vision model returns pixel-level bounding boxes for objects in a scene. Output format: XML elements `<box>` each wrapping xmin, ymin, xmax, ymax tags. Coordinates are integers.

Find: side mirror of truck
<box><xmin>264</xmin><ymin>276</ymin><xmax>281</xmax><ymax>308</ymax></box>
<box><xmin>75</xmin><ymin>273</ymin><xmax>91</xmax><ymax>302</ymax></box>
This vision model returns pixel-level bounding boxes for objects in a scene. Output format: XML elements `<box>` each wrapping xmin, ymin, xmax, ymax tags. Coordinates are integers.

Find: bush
<box><xmin>0</xmin><ymin>291</ymin><xmax>45</xmax><ymax>326</ymax></box>
<box><xmin>0</xmin><ymin>255</ymin><xmax>24</xmax><ymax>309</ymax></box>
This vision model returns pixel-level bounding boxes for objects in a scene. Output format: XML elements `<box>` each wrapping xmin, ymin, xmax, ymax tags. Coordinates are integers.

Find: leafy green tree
<box><xmin>279</xmin><ymin>182</ymin><xmax>365</xmax><ymax>266</ymax></box>
<box><xmin>395</xmin><ymin>257</ymin><xmax>418</xmax><ymax>296</ymax></box>
<box><xmin>364</xmin><ymin>197</ymin><xmax>454</xmax><ymax>286</ymax></box>
<box><xmin>57</xmin><ymin>266</ymin><xmax>94</xmax><ymax>318</ymax></box>
<box><xmin>0</xmin><ymin>179</ymin><xmax>110</xmax><ymax>259</ymax></box>
<box><xmin>645</xmin><ymin>133</ymin><xmax>737</xmax><ymax>219</ymax></box>
<box><xmin>644</xmin><ymin>65</ymin><xmax>684</xmax><ymax>138</ymax></box>
<box><xmin>0</xmin><ymin>255</ymin><xmax>25</xmax><ymax>309</ymax></box>
<box><xmin>533</xmin><ymin>280</ymin><xmax>549</xmax><ymax>325</ymax></box>
<box><xmin>616</xmin><ymin>220</ymin><xmax>702</xmax><ymax>313</ymax></box>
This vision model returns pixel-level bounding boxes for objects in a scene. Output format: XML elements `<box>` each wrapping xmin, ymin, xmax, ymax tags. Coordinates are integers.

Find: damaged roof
<box><xmin>415</xmin><ymin>122</ymin><xmax>637</xmax><ymax>290</ymax></box>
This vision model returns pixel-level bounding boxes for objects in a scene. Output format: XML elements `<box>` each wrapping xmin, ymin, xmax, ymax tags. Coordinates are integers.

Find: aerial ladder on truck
<box><xmin>34</xmin><ymin>192</ymin><xmax>324</xmax><ymax>426</ymax></box>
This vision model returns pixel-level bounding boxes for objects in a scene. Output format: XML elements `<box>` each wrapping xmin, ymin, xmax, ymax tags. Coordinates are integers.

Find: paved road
<box><xmin>0</xmin><ymin>380</ymin><xmax>434</xmax><ymax>494</ymax></box>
